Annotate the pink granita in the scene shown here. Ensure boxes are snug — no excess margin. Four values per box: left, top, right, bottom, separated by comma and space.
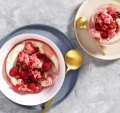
89, 4, 120, 45
31, 70, 42, 79
29, 53, 42, 69
18, 51, 30, 65
24, 42, 35, 54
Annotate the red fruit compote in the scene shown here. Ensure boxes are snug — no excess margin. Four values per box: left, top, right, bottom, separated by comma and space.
4, 39, 60, 94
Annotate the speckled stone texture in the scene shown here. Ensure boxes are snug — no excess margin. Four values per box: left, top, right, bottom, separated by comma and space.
0, 0, 120, 113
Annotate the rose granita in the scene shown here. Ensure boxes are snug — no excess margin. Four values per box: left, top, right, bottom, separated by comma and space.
89, 4, 120, 45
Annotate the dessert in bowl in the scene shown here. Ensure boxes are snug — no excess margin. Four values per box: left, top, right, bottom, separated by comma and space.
89, 4, 120, 46
5, 40, 59, 93
0, 34, 65, 105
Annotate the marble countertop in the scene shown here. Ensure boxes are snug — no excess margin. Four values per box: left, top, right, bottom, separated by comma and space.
0, 0, 120, 113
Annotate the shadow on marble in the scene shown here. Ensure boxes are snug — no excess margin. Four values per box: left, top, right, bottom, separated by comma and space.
91, 58, 119, 67
66, 2, 83, 49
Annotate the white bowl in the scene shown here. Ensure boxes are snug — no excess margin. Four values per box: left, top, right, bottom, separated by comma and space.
0, 33, 65, 106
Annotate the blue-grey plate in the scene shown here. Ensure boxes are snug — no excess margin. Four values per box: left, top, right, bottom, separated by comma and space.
0, 24, 79, 111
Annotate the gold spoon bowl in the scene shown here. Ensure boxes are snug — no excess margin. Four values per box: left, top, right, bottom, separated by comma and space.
76, 17, 88, 29
65, 49, 83, 72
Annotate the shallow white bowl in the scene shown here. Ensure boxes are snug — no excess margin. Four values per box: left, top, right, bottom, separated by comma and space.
0, 33, 65, 106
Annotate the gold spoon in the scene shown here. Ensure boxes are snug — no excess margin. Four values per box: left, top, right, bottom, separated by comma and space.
76, 17, 88, 29
76, 17, 105, 55
41, 49, 83, 113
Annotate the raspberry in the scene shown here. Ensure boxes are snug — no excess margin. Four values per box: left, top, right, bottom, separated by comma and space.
9, 67, 18, 77
29, 83, 42, 92
42, 62, 51, 72
101, 31, 108, 39
28, 83, 36, 91
21, 71, 29, 81
36, 52, 41, 58
95, 23, 102, 31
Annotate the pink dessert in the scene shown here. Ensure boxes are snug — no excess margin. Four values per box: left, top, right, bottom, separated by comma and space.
89, 4, 120, 45
4, 40, 59, 94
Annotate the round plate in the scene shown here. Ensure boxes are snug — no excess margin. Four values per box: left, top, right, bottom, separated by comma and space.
0, 24, 79, 111
74, 0, 120, 60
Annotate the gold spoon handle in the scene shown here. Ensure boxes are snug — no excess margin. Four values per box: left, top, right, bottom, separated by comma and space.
41, 69, 70, 113
41, 98, 53, 113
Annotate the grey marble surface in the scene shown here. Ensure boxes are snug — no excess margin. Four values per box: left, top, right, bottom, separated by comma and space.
0, 0, 120, 113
